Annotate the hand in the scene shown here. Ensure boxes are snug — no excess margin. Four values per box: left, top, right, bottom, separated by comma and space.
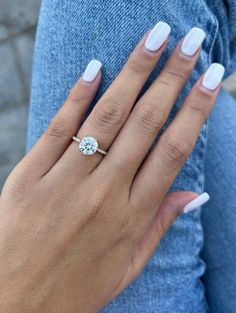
0, 23, 223, 313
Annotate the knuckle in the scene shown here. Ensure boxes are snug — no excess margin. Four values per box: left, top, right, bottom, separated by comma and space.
134, 101, 164, 136
160, 136, 190, 169
158, 67, 187, 89
81, 194, 106, 227
67, 81, 89, 104
4, 175, 29, 204
93, 98, 124, 130
126, 58, 148, 76
115, 212, 136, 242
157, 77, 172, 88
155, 218, 168, 239
67, 92, 88, 105
45, 115, 73, 139
165, 68, 186, 85
188, 96, 210, 116
3, 163, 38, 205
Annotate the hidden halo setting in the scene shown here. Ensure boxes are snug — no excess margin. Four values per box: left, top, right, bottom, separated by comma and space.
72, 136, 107, 156
79, 136, 98, 155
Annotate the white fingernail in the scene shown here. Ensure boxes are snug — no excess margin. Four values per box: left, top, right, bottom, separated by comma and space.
82, 59, 102, 82
181, 27, 206, 56
202, 63, 225, 90
145, 21, 171, 52
183, 192, 210, 214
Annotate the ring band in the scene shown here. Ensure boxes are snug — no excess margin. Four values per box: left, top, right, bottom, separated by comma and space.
72, 136, 107, 156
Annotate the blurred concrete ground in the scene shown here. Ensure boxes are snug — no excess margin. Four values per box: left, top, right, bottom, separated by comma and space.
0, 0, 235, 189
0, 0, 41, 188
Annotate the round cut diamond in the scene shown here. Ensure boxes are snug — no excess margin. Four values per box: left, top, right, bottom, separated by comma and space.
79, 136, 98, 155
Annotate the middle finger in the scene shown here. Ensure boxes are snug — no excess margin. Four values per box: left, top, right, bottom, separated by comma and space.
100, 27, 206, 181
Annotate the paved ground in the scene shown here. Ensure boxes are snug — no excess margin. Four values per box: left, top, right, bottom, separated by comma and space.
0, 0, 235, 189
0, 0, 41, 188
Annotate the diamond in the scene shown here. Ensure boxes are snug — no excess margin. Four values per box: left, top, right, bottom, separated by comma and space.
79, 136, 98, 155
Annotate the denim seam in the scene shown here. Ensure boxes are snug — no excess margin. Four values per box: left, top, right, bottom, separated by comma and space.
200, 0, 220, 65
195, 1, 219, 192
199, 5, 219, 188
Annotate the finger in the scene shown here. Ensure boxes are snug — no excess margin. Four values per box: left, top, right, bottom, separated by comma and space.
131, 63, 225, 209
62, 22, 171, 174
20, 60, 102, 178
115, 191, 210, 292
101, 27, 206, 182
128, 192, 201, 280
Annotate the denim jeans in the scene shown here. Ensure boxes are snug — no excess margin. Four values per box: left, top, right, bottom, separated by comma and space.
201, 89, 236, 313
27, 0, 236, 312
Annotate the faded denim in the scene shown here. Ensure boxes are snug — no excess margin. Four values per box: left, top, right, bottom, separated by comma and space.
27, 1, 236, 312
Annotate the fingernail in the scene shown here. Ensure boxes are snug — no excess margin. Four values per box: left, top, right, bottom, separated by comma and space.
183, 192, 210, 214
181, 27, 206, 56
82, 59, 102, 82
202, 63, 225, 90
145, 21, 171, 52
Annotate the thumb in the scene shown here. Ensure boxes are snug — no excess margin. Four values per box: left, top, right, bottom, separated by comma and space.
128, 191, 209, 281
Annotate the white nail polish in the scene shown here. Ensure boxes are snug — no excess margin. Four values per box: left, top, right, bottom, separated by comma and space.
145, 22, 171, 52
183, 192, 210, 214
202, 63, 225, 90
82, 59, 102, 82
181, 27, 206, 56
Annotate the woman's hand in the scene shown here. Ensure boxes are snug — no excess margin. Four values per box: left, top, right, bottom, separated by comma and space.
0, 23, 224, 313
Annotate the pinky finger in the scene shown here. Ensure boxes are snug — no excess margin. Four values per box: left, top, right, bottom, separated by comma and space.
131, 192, 197, 270
114, 191, 209, 294
22, 59, 102, 178
125, 192, 208, 287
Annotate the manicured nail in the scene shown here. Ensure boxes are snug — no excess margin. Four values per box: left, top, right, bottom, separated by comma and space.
82, 59, 102, 82
145, 21, 171, 52
181, 27, 206, 56
183, 192, 210, 214
202, 63, 225, 90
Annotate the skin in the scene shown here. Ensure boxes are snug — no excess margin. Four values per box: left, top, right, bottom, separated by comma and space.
0, 31, 220, 313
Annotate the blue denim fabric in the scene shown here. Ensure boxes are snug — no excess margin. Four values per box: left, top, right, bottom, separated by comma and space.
26, 1, 236, 312
206, 0, 236, 75
201, 89, 236, 313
